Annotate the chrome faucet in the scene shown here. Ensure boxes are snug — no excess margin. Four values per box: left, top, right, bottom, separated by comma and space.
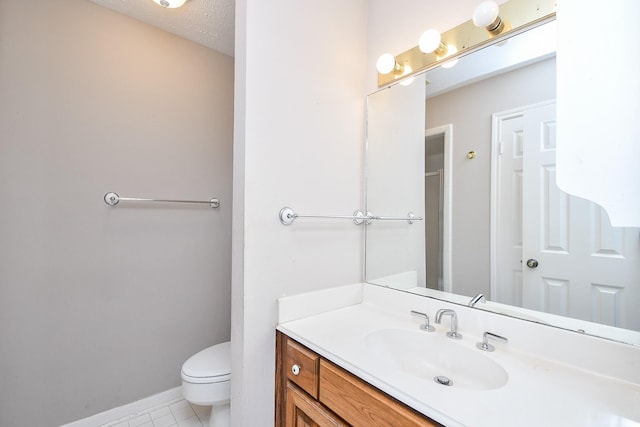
468, 293, 486, 307
435, 309, 462, 339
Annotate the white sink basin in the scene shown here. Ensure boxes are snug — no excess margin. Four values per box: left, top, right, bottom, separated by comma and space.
364, 329, 509, 390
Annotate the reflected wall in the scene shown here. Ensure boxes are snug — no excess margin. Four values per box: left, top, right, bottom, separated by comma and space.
426, 57, 556, 298
366, 75, 426, 288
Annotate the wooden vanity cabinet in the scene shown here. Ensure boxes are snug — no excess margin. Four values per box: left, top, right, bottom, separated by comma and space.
276, 331, 442, 427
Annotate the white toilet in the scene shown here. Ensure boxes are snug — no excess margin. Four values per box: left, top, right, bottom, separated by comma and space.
181, 341, 231, 427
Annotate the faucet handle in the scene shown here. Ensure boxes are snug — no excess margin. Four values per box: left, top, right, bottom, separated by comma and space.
410, 310, 435, 332
476, 331, 508, 352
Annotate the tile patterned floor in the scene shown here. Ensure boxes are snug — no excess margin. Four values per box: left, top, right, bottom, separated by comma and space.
100, 399, 210, 427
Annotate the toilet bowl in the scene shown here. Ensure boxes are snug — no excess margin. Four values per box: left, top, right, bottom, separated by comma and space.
181, 341, 231, 427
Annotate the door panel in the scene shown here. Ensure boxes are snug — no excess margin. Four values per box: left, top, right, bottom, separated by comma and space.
494, 114, 524, 306
541, 165, 569, 253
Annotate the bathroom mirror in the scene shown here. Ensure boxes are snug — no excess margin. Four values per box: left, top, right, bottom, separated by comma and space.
365, 19, 640, 346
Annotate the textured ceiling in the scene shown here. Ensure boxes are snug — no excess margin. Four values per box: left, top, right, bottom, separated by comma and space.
86, 0, 235, 57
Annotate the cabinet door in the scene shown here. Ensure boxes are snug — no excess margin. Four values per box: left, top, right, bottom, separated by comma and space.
286, 383, 347, 427
319, 360, 441, 427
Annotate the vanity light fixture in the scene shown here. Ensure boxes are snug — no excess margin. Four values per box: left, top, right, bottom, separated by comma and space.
152, 0, 188, 8
472, 1, 506, 35
418, 29, 448, 56
376, 0, 555, 87
376, 53, 405, 76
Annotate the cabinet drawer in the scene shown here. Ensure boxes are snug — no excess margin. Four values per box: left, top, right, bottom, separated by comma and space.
285, 337, 320, 399
319, 359, 441, 427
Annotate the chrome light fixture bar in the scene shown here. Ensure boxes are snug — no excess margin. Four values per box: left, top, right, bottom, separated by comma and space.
377, 0, 556, 88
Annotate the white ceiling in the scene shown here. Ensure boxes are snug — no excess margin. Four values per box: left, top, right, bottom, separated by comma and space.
86, 0, 235, 57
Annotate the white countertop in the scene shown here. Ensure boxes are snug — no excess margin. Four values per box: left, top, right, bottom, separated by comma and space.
277, 283, 640, 427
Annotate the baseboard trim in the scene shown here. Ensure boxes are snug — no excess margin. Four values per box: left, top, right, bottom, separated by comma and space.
60, 386, 183, 427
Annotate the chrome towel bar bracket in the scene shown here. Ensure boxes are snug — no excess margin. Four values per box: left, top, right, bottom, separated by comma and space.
104, 192, 220, 208
279, 207, 370, 225
279, 207, 422, 226
368, 212, 422, 224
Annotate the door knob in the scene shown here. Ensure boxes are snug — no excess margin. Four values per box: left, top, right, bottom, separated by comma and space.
526, 259, 539, 269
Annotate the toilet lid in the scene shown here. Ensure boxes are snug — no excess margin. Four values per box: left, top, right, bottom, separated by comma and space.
181, 341, 231, 384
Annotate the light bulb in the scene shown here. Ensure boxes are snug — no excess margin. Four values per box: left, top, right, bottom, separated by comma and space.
418, 29, 442, 54
400, 77, 416, 86
472, 1, 500, 27
152, 0, 188, 8
399, 66, 415, 86
376, 53, 397, 75
441, 45, 459, 69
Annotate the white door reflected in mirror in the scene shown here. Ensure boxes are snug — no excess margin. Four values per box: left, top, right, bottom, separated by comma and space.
492, 102, 640, 331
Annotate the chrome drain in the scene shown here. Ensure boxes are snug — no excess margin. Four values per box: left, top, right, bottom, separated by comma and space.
434, 375, 453, 386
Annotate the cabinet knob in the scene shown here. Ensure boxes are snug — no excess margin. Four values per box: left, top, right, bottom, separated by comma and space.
291, 364, 300, 376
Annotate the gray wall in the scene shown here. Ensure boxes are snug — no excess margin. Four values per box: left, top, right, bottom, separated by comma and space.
0, 1, 234, 426
426, 58, 556, 298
